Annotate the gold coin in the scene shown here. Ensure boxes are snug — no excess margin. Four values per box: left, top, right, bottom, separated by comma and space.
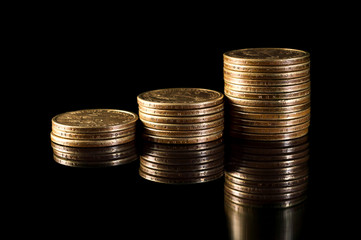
50, 132, 135, 147
52, 147, 137, 161
229, 115, 310, 127
140, 157, 223, 171
139, 164, 224, 178
140, 118, 224, 130
225, 94, 310, 106
229, 108, 310, 120
139, 169, 223, 184
229, 128, 309, 141
230, 121, 310, 134
224, 68, 309, 80
224, 81, 310, 93
142, 125, 224, 137
141, 152, 224, 165
229, 155, 309, 169
224, 74, 310, 86
52, 109, 138, 133
139, 111, 224, 124
53, 154, 138, 167
142, 138, 224, 151
138, 103, 224, 116
51, 141, 136, 154
51, 126, 136, 140
224, 88, 311, 100
228, 102, 310, 113
223, 48, 310, 66
225, 172, 308, 188
227, 163, 308, 176
142, 131, 223, 144
137, 88, 224, 109
223, 61, 310, 73
226, 168, 308, 182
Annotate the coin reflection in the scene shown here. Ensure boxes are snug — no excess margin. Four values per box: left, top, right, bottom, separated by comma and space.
139, 138, 224, 184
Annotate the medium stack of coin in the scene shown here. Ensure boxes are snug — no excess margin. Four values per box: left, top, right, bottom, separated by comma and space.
137, 88, 224, 144
50, 109, 138, 167
224, 135, 309, 208
139, 139, 224, 184
223, 48, 311, 141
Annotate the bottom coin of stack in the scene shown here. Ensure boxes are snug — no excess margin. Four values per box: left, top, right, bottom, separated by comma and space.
224, 135, 309, 208
50, 109, 138, 167
139, 139, 224, 184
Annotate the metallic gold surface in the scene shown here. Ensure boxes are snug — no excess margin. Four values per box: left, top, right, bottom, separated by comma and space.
229, 108, 310, 120
142, 144, 224, 158
52, 147, 137, 161
140, 118, 224, 131
226, 168, 308, 182
228, 102, 310, 113
224, 74, 310, 86
52, 109, 138, 133
225, 180, 308, 194
140, 157, 223, 171
139, 111, 224, 124
223, 48, 310, 66
142, 131, 223, 144
224, 88, 311, 100
138, 103, 224, 116
141, 152, 224, 165
224, 68, 309, 80
51, 141, 136, 154
229, 128, 308, 141
229, 115, 310, 127
223, 61, 310, 72
225, 94, 310, 107
142, 125, 224, 137
142, 138, 224, 151
51, 126, 136, 140
229, 121, 310, 134
224, 81, 310, 93
139, 164, 224, 178
137, 88, 224, 109
53, 154, 138, 168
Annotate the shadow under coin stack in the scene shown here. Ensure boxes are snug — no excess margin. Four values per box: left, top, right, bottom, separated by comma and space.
224, 136, 309, 208
137, 88, 225, 183
50, 109, 138, 167
139, 139, 224, 184
223, 48, 311, 141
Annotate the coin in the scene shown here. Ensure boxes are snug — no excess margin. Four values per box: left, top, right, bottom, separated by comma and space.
142, 144, 224, 158
223, 48, 310, 66
138, 103, 224, 116
139, 111, 224, 124
227, 163, 308, 176
229, 122, 310, 134
225, 94, 310, 107
224, 68, 310, 80
139, 169, 223, 184
142, 131, 223, 144
142, 125, 224, 137
223, 61, 310, 72
53, 154, 138, 168
229, 128, 308, 141
229, 108, 310, 120
51, 126, 136, 140
224, 74, 310, 86
140, 157, 224, 171
228, 102, 310, 113
141, 152, 224, 165
50, 132, 135, 147
140, 118, 224, 130
52, 147, 137, 161
142, 138, 224, 151
229, 114, 310, 127
51, 141, 136, 154
137, 88, 224, 109
226, 168, 308, 182
224, 81, 310, 93
139, 164, 224, 178
224, 88, 311, 100
52, 109, 138, 133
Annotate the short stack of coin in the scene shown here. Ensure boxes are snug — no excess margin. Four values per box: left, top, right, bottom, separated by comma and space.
50, 109, 138, 167
139, 139, 224, 184
137, 88, 224, 144
223, 48, 311, 141
224, 135, 309, 208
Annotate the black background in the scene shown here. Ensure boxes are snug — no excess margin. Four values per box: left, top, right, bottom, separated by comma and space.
14, 5, 357, 239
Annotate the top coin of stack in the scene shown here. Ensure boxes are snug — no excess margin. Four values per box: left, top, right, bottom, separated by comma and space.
50, 109, 138, 167
137, 88, 224, 144
223, 48, 311, 141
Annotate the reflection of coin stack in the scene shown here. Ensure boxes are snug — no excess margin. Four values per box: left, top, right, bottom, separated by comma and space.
50, 109, 138, 167
223, 48, 311, 141
137, 88, 224, 144
139, 139, 224, 184
224, 135, 309, 208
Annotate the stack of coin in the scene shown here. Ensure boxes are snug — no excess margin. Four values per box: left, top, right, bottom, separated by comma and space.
137, 88, 224, 144
139, 139, 224, 184
223, 48, 311, 141
50, 109, 138, 167
224, 135, 309, 208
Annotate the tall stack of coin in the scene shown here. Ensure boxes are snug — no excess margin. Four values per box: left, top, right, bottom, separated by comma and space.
223, 48, 311, 141
50, 109, 138, 167
137, 88, 224, 144
139, 139, 224, 184
224, 136, 309, 208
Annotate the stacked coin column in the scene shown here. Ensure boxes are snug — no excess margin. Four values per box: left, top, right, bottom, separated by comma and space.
137, 88, 225, 184
223, 48, 311, 141
50, 109, 138, 167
